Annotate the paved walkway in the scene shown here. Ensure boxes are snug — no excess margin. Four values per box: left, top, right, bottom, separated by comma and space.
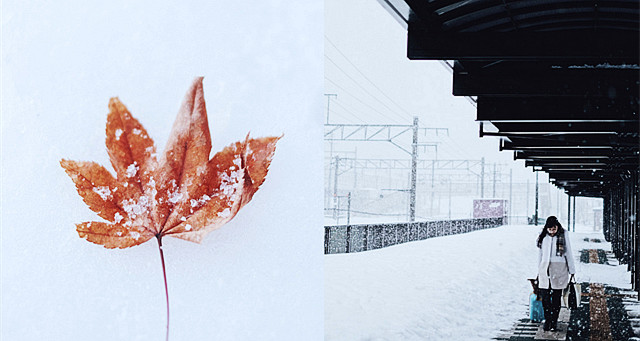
495, 242, 640, 341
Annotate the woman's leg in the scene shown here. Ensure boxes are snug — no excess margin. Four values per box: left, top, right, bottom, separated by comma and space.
539, 288, 553, 330
550, 289, 563, 329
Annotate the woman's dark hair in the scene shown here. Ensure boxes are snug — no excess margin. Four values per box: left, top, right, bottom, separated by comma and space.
536, 216, 565, 248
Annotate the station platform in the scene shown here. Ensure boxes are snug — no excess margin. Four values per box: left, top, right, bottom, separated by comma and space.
495, 242, 640, 341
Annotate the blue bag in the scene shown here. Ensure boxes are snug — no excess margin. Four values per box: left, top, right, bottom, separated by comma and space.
529, 293, 544, 322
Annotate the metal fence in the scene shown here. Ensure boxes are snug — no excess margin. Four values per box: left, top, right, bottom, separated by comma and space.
324, 217, 505, 254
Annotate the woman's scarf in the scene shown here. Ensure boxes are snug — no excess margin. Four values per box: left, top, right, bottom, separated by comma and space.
556, 230, 565, 256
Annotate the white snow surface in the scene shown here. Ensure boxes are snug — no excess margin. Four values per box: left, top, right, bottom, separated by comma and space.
1, 1, 323, 340
325, 224, 632, 340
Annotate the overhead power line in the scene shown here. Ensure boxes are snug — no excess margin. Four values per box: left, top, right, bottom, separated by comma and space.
325, 36, 416, 120
325, 56, 409, 123
325, 76, 402, 124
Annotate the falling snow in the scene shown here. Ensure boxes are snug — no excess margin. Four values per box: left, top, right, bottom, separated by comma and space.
326, 224, 633, 341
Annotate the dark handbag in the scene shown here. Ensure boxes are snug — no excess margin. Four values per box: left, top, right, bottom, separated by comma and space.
564, 275, 580, 309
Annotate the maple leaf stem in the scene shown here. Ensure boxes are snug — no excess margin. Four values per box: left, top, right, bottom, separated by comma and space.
156, 235, 170, 341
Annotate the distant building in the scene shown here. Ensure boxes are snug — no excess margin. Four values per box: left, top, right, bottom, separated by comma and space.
473, 199, 508, 222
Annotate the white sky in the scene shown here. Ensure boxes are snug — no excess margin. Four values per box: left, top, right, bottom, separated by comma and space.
323, 0, 605, 222
324, 0, 536, 178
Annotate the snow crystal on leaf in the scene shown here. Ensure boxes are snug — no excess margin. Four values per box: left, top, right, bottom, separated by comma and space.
115, 129, 123, 140
92, 186, 111, 200
217, 208, 231, 218
146, 178, 158, 198
185, 224, 192, 231
219, 170, 241, 196
114, 212, 124, 223
189, 194, 211, 208
145, 146, 157, 158
233, 156, 241, 167
129, 231, 140, 240
122, 196, 149, 218
168, 191, 183, 204
116, 231, 123, 236
166, 180, 183, 204
133, 128, 142, 135
126, 162, 138, 178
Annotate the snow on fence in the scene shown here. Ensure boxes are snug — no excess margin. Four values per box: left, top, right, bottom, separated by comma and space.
324, 217, 505, 254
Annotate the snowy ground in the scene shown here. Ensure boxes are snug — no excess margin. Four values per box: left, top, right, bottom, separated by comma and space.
2, 1, 323, 340
325, 223, 631, 341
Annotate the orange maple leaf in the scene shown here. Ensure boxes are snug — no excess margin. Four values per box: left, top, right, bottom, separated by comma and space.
60, 77, 280, 339
61, 77, 280, 247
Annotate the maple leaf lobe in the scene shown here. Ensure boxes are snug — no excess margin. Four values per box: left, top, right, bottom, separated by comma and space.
60, 159, 125, 223
76, 221, 153, 249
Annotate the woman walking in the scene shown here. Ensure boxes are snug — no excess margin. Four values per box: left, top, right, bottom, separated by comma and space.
537, 216, 575, 331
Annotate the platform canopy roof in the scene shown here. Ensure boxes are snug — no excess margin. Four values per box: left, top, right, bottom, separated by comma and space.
379, 0, 639, 197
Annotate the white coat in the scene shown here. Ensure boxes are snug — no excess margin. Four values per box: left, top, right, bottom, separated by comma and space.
538, 232, 576, 290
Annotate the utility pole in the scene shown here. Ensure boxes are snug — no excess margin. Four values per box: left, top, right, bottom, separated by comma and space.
324, 120, 447, 222
557, 189, 560, 221
526, 179, 530, 221
324, 94, 337, 124
346, 192, 351, 253
333, 155, 340, 221
430, 160, 436, 216
509, 168, 512, 225
492, 163, 497, 197
353, 147, 358, 188
347, 192, 351, 225
325, 94, 337, 209
568, 194, 571, 231
480, 157, 485, 198
573, 196, 576, 231
409, 117, 418, 222
448, 179, 452, 220
534, 171, 539, 226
